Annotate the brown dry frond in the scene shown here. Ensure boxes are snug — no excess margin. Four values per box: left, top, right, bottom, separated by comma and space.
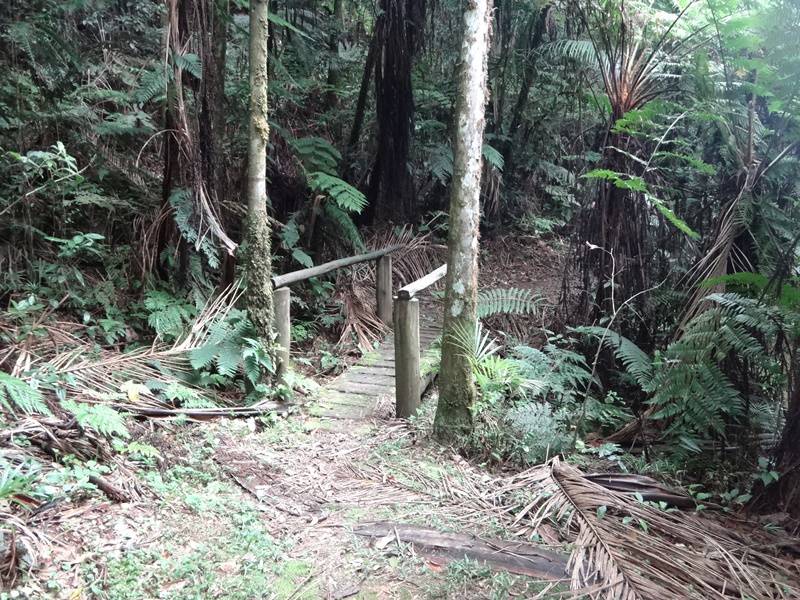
25, 285, 240, 414
514, 458, 798, 599
332, 226, 441, 351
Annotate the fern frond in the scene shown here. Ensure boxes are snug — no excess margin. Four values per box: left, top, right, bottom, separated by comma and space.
290, 136, 341, 174
62, 399, 129, 438
322, 203, 366, 251
0, 373, 50, 416
477, 288, 542, 319
482, 143, 504, 172
574, 326, 654, 388
134, 68, 171, 104
308, 172, 366, 213
171, 51, 202, 79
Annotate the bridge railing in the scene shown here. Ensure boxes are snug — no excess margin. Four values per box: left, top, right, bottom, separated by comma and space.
271, 245, 401, 380
394, 264, 447, 418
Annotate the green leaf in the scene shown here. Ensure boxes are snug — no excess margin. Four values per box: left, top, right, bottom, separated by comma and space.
291, 248, 314, 268
583, 169, 648, 192
0, 373, 50, 415
62, 399, 129, 439
482, 144, 504, 171
646, 195, 700, 240
308, 172, 367, 214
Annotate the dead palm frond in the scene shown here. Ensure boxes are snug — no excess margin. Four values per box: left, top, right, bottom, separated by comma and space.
515, 458, 799, 599
333, 226, 440, 351
30, 285, 240, 413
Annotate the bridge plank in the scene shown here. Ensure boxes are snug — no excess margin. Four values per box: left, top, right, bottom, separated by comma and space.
314, 319, 441, 421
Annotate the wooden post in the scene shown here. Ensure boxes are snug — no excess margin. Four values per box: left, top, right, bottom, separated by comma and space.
394, 296, 420, 418
376, 254, 392, 325
274, 287, 291, 381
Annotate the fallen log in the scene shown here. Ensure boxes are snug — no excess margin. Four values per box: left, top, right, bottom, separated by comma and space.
353, 521, 568, 580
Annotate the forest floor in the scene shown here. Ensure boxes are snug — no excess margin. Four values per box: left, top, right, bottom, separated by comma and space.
25, 405, 568, 600
15, 238, 573, 599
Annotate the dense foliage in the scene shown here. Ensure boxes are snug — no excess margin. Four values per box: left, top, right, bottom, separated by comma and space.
2, 0, 800, 591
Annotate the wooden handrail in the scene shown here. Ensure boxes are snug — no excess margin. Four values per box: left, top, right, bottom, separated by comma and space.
272, 245, 402, 289
393, 262, 447, 417
397, 264, 447, 299
271, 245, 400, 381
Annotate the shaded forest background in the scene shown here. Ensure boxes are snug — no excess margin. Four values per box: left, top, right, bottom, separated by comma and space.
2, 1, 800, 590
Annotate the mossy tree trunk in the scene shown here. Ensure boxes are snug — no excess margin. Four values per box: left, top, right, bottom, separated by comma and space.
245, 0, 274, 359
434, 0, 493, 440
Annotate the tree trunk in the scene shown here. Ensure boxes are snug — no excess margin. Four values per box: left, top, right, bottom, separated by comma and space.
502, 4, 552, 175
343, 34, 376, 178
245, 0, 274, 355
434, 0, 493, 440
367, 0, 424, 223
326, 0, 344, 111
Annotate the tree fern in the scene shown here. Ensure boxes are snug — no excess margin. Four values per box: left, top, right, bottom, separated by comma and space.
290, 136, 341, 174
308, 172, 366, 213
322, 203, 365, 251
477, 288, 542, 319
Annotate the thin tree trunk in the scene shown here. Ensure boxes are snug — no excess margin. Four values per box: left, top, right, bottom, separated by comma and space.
501, 4, 552, 174
245, 0, 274, 355
434, 0, 493, 439
326, 0, 344, 111
343, 34, 376, 176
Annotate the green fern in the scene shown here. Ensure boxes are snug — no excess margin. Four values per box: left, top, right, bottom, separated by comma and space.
62, 399, 129, 439
134, 67, 171, 104
188, 309, 264, 383
322, 203, 366, 251
169, 188, 220, 268
428, 143, 454, 185
477, 288, 542, 319
171, 51, 202, 79
482, 143, 504, 172
290, 137, 341, 174
577, 293, 787, 451
308, 172, 366, 213
163, 382, 216, 409
144, 289, 197, 341
0, 372, 50, 415
572, 326, 654, 387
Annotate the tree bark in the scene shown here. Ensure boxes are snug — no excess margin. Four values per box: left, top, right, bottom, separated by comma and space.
367, 0, 424, 223
343, 34, 376, 178
434, 0, 493, 439
245, 0, 275, 356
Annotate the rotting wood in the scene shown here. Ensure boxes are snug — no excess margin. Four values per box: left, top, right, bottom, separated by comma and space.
354, 521, 568, 579
272, 245, 402, 289
397, 264, 447, 299
115, 401, 286, 419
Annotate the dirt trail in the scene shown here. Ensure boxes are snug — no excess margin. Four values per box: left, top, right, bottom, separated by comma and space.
27, 406, 564, 599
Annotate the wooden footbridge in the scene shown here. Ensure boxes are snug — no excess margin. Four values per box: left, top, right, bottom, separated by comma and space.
271, 247, 447, 420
